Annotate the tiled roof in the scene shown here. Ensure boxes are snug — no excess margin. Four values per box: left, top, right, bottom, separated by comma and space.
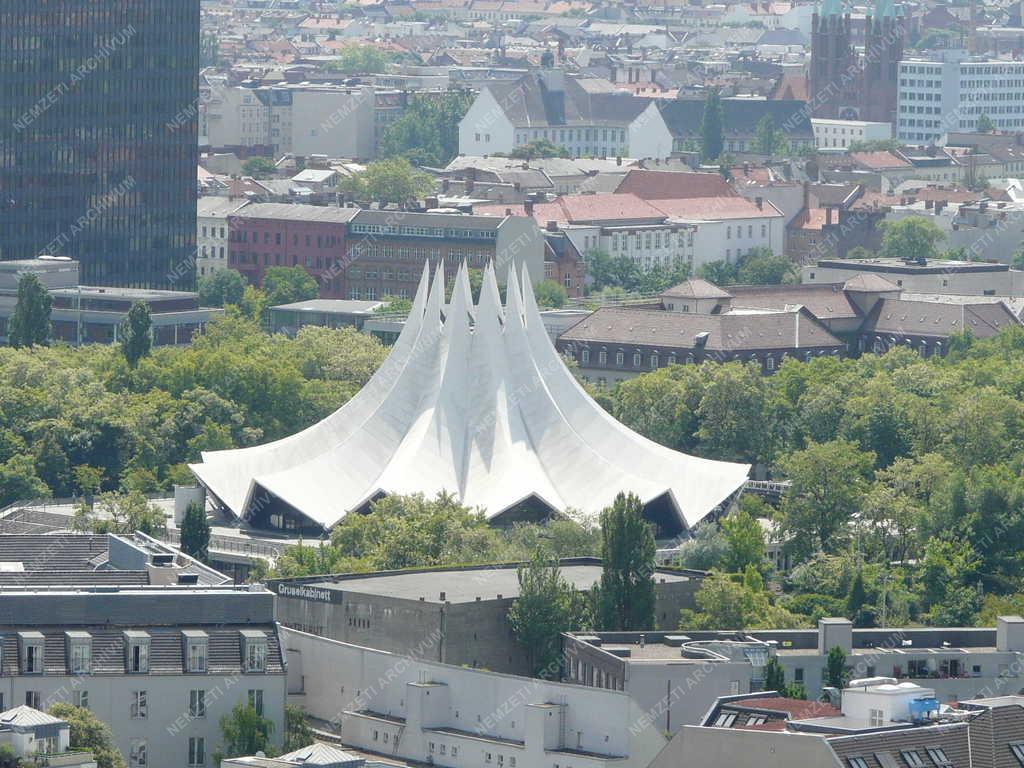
232, 203, 359, 224
483, 74, 654, 128
842, 274, 899, 292
532, 193, 666, 224
661, 278, 732, 300
827, 722, 971, 768
650, 196, 783, 220
0, 535, 109, 570
862, 298, 1022, 339
729, 283, 863, 321
559, 307, 844, 351
0, 706, 65, 728
659, 97, 812, 137
614, 170, 737, 200
850, 151, 911, 170
0, 625, 284, 676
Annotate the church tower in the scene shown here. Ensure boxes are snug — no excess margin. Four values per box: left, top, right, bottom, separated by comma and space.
861, 0, 904, 124
809, 0, 860, 119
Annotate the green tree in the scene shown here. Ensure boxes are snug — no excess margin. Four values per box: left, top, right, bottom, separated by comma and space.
534, 279, 568, 308
846, 568, 869, 624
379, 91, 474, 167
697, 362, 773, 463
262, 266, 319, 307
736, 249, 795, 285
120, 300, 152, 367
679, 570, 807, 629
198, 269, 247, 307
0, 454, 50, 507
283, 705, 313, 752
721, 508, 765, 573
49, 703, 126, 768
976, 114, 995, 132
72, 464, 105, 500
242, 157, 277, 178
778, 440, 875, 562
216, 704, 276, 761
508, 552, 591, 677
508, 139, 569, 159
701, 88, 725, 162
825, 645, 848, 689
878, 218, 945, 262
764, 656, 786, 691
8, 272, 52, 348
697, 259, 738, 286
755, 115, 787, 157
593, 492, 656, 630
324, 43, 393, 74
180, 500, 211, 562
86, 491, 166, 537
340, 157, 434, 207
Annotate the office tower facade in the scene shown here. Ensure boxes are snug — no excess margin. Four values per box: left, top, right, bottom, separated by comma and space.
0, 1, 199, 289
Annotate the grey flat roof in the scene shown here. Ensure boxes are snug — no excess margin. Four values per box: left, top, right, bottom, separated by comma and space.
299, 563, 695, 604
271, 299, 385, 314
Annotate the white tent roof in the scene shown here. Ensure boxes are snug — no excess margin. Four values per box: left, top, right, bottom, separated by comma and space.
190, 261, 750, 531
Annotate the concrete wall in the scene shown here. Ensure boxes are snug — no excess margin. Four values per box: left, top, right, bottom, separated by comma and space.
281, 627, 667, 768
291, 89, 376, 161
648, 724, 837, 768
459, 89, 516, 156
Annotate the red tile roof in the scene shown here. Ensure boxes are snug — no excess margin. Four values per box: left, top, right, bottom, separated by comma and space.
850, 150, 911, 170
615, 169, 737, 200
533, 193, 666, 224
727, 697, 840, 723
650, 196, 782, 220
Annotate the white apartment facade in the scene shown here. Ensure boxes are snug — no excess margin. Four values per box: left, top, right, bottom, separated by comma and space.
897, 58, 1024, 143
0, 589, 287, 768
281, 627, 667, 768
812, 118, 892, 149
197, 198, 248, 277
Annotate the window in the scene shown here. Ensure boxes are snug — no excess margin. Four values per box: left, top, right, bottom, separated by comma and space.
127, 636, 149, 673
70, 639, 91, 674
246, 639, 267, 673
248, 689, 264, 716
186, 634, 208, 673
632, 352, 642, 367
794, 668, 804, 683
1010, 743, 1024, 766
747, 715, 767, 726
189, 690, 206, 718
714, 712, 737, 727
130, 740, 147, 768
25, 691, 41, 709
75, 690, 89, 709
927, 748, 951, 766
902, 751, 927, 768
598, 349, 607, 365
848, 758, 869, 768
615, 351, 624, 366
21, 634, 43, 674
131, 691, 148, 719
188, 738, 205, 767
581, 349, 590, 364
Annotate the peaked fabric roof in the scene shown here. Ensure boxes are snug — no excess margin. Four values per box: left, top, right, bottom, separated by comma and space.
191, 262, 749, 531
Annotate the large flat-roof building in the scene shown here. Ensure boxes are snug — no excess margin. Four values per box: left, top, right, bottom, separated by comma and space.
0, 1, 200, 289
803, 258, 1024, 296
271, 559, 703, 676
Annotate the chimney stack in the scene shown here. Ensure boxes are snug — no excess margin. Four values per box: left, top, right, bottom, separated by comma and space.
524, 199, 534, 216
546, 220, 558, 232
755, 196, 763, 210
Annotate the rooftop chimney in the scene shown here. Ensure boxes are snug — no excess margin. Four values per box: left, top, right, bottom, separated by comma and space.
546, 220, 558, 232
524, 200, 534, 216
755, 196, 763, 210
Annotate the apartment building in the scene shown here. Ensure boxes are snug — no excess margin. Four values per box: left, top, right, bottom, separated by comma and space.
650, 679, 1024, 768
802, 258, 1024, 296
812, 119, 893, 149
897, 58, 1024, 143
280, 626, 667, 768
566, 617, 1024, 724
197, 198, 249, 277
0, 534, 286, 768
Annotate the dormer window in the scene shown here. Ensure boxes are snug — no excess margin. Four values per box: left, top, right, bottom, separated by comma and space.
19, 631, 44, 674
125, 631, 150, 674
183, 631, 208, 674
67, 631, 92, 674
241, 631, 267, 673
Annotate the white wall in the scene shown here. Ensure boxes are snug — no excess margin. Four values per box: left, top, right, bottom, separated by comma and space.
459, 89, 517, 156
291, 88, 376, 161
281, 627, 666, 768
628, 103, 675, 160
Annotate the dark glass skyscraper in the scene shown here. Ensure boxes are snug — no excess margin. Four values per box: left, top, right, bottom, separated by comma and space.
0, 1, 199, 289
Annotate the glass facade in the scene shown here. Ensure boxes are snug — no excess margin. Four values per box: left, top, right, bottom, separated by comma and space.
0, 1, 199, 289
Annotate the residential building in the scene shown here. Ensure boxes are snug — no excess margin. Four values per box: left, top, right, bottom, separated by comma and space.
0, 258, 223, 347
570, 615, 1024, 747
649, 677, 1024, 768
0, 1, 200, 289
898, 58, 1024, 143
281, 626, 668, 768
0, 534, 286, 768
197, 198, 248, 278
271, 559, 703, 676
201, 84, 378, 161
223, 743, 383, 768
558, 306, 845, 383
659, 98, 814, 155
458, 69, 674, 159
812, 119, 893, 149
0, 706, 97, 768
